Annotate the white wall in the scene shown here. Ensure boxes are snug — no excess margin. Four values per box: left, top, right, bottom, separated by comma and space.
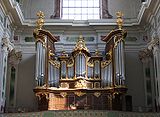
125, 51, 146, 111
108, 0, 141, 18
16, 53, 37, 111
22, 0, 54, 19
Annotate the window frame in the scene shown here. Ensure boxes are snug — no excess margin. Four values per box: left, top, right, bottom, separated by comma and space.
61, 0, 101, 20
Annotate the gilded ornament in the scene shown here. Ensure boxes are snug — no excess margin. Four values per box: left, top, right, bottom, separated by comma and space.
75, 79, 87, 89
95, 49, 100, 56
74, 91, 86, 97
67, 57, 74, 67
60, 82, 69, 88
60, 92, 67, 97
73, 35, 89, 52
49, 60, 60, 68
94, 92, 101, 97
87, 59, 94, 67
116, 11, 123, 30
36, 11, 45, 30
49, 49, 55, 59
101, 60, 111, 68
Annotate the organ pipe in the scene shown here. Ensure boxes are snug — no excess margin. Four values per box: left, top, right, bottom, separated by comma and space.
36, 41, 45, 86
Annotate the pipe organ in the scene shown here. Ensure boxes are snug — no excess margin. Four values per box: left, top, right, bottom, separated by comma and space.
33, 11, 127, 111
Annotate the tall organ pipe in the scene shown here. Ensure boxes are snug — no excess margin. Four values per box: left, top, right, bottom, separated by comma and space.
36, 41, 45, 86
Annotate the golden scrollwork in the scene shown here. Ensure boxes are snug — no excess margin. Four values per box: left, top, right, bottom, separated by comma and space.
49, 60, 60, 68
60, 92, 67, 97
87, 58, 94, 67
67, 57, 74, 67
74, 91, 86, 97
101, 59, 112, 68
101, 50, 112, 68
114, 35, 125, 49
116, 11, 124, 30
106, 49, 112, 59
94, 49, 101, 56
60, 82, 69, 88
75, 79, 87, 89
49, 49, 55, 59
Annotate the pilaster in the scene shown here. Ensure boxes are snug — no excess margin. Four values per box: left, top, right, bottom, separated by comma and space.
5, 49, 22, 112
148, 37, 160, 111
139, 48, 155, 111
0, 36, 14, 113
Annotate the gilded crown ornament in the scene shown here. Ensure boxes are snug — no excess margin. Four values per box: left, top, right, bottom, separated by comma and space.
116, 11, 124, 30
74, 35, 89, 52
36, 11, 45, 30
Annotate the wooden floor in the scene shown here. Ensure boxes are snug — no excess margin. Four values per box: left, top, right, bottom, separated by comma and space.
0, 110, 159, 117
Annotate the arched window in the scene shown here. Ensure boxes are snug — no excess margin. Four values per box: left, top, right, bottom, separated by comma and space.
62, 0, 100, 20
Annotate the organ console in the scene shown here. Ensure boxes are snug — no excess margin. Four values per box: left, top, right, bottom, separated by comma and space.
33, 11, 127, 111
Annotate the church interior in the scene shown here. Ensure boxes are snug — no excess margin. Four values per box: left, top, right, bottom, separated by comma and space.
0, 0, 160, 116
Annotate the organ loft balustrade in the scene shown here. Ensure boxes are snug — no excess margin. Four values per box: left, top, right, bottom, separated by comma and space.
33, 11, 127, 111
